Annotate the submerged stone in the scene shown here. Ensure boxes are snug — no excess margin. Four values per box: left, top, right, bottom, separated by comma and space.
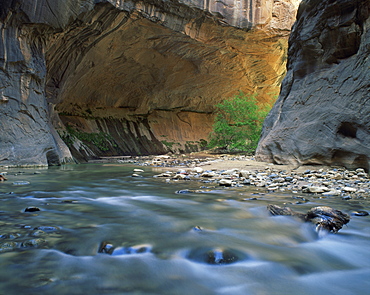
0, 241, 18, 253
24, 207, 41, 213
351, 210, 369, 216
20, 238, 47, 249
187, 247, 247, 265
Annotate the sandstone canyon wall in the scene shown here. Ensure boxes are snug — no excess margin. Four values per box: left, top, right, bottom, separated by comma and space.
0, 0, 299, 165
256, 0, 370, 171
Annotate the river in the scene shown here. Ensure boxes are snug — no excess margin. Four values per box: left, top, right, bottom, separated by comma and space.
0, 164, 369, 294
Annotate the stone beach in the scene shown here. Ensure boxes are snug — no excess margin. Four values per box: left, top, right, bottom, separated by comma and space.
124, 153, 370, 217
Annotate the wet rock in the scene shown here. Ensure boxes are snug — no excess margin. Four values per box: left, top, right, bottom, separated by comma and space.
35, 226, 60, 233
176, 189, 204, 194
98, 242, 152, 256
351, 210, 369, 216
98, 241, 115, 254
267, 204, 350, 233
30, 230, 47, 237
24, 207, 41, 213
187, 247, 246, 265
0, 241, 18, 253
267, 204, 306, 220
0, 175, 7, 181
0, 233, 22, 240
131, 173, 142, 177
112, 244, 152, 256
306, 206, 350, 233
20, 238, 47, 249
192, 225, 203, 232
322, 190, 341, 196
60, 200, 78, 204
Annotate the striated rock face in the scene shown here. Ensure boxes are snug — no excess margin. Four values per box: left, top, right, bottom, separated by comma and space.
0, 0, 299, 165
256, 0, 370, 171
177, 0, 300, 29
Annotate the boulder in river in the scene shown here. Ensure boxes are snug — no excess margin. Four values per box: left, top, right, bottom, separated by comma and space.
267, 204, 350, 233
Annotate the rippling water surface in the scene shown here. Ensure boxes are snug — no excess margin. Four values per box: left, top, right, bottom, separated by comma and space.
0, 164, 369, 295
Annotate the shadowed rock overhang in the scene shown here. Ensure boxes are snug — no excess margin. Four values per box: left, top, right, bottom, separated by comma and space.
0, 0, 299, 165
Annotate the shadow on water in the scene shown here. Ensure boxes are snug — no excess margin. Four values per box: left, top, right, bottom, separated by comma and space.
0, 164, 369, 294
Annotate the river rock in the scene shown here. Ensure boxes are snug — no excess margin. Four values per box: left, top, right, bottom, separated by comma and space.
24, 207, 41, 213
322, 190, 341, 196
201, 172, 217, 178
306, 206, 350, 233
112, 244, 152, 256
351, 210, 369, 216
192, 167, 204, 174
187, 247, 247, 265
267, 204, 350, 233
20, 238, 47, 249
219, 179, 234, 187
302, 186, 329, 194
341, 187, 357, 193
98, 241, 115, 255
0, 241, 18, 253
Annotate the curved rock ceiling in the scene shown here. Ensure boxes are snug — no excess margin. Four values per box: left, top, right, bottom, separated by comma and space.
0, 0, 299, 165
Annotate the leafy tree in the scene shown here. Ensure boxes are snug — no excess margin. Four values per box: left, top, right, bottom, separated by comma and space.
208, 92, 269, 153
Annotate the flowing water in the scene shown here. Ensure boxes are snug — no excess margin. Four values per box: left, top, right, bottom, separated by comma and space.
0, 164, 369, 295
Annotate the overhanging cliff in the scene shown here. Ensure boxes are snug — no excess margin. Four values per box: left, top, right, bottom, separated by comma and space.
0, 0, 299, 165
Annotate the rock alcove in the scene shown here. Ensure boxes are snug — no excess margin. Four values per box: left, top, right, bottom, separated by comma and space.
0, 0, 299, 165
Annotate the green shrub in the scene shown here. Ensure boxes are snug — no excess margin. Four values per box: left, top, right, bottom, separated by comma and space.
62, 124, 117, 151
208, 92, 269, 153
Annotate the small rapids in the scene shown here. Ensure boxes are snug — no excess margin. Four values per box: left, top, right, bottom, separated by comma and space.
0, 164, 369, 295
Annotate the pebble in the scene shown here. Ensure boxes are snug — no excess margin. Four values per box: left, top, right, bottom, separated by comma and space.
351, 210, 369, 216
219, 179, 233, 187
148, 159, 369, 201
302, 186, 329, 193
341, 187, 357, 193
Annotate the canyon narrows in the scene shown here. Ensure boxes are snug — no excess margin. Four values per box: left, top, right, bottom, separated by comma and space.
1, 0, 299, 165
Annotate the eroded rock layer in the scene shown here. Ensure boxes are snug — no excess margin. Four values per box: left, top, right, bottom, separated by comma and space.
0, 0, 298, 165
256, 0, 370, 171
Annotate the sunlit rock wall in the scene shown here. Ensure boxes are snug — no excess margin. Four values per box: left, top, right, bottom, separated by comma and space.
256, 0, 370, 170
0, 0, 299, 165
